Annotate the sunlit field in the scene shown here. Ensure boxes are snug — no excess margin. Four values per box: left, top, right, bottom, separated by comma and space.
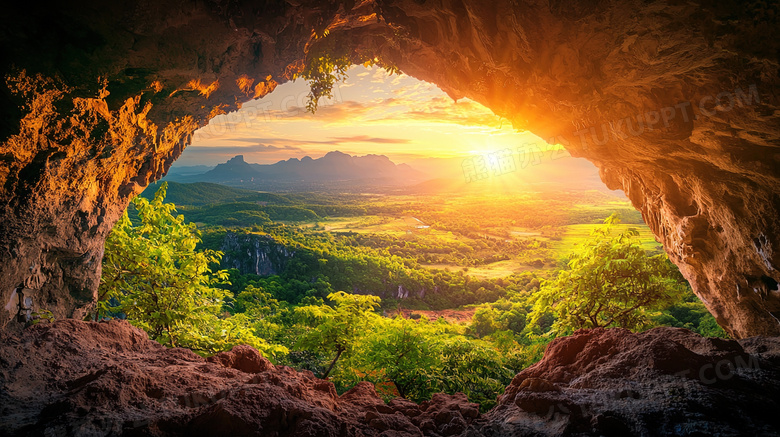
552, 223, 661, 255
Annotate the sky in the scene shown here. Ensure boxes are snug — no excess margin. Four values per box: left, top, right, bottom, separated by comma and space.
177, 65, 564, 168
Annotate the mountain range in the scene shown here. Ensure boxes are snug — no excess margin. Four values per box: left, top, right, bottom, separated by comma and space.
164, 151, 624, 196
166, 151, 423, 190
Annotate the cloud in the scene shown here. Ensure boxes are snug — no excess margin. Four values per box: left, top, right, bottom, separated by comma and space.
371, 68, 391, 81
398, 97, 504, 128
260, 100, 373, 124
330, 135, 411, 144
206, 134, 411, 149
228, 137, 337, 146
209, 89, 501, 132
391, 81, 438, 99
390, 74, 405, 86
183, 64, 517, 167
185, 143, 304, 155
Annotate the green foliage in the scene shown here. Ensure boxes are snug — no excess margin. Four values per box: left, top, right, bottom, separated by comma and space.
434, 337, 516, 411
470, 307, 504, 338
296, 291, 381, 378
652, 289, 729, 338
99, 183, 283, 358
301, 51, 351, 113
297, 34, 401, 113
179, 312, 288, 360
347, 315, 526, 411
529, 214, 684, 334
99, 183, 225, 346
182, 202, 273, 227
232, 284, 279, 316
696, 315, 729, 338
353, 316, 443, 400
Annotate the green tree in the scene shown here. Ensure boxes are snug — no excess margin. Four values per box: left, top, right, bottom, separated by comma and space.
469, 307, 504, 338
529, 214, 683, 334
296, 291, 380, 378
356, 316, 442, 400
652, 288, 729, 338
232, 284, 279, 316
179, 313, 288, 360
435, 337, 516, 411
350, 316, 521, 410
99, 183, 281, 357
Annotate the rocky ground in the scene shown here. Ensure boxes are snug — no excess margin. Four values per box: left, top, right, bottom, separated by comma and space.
1, 320, 779, 436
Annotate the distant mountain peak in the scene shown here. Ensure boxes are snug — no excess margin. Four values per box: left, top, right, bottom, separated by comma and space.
324, 150, 349, 158
170, 151, 424, 189
322, 151, 352, 162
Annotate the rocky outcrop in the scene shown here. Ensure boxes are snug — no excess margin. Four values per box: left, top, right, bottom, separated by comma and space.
0, 1, 778, 336
0, 319, 480, 436
1, 320, 779, 436
220, 232, 294, 276
488, 327, 780, 436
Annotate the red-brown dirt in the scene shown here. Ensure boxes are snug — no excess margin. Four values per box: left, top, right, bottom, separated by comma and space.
0, 320, 479, 436
1, 320, 779, 436
391, 309, 476, 324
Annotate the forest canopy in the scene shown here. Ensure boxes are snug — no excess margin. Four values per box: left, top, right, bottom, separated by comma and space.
99, 182, 726, 411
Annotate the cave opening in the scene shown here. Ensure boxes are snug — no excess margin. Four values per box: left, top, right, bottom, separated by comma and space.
101, 61, 726, 411
1, 1, 780, 434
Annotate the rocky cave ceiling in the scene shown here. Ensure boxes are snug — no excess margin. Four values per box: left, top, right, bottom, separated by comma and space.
0, 0, 778, 338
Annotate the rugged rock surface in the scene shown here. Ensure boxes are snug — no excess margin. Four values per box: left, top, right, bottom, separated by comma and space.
220, 232, 294, 277
1, 320, 779, 436
0, 320, 480, 436
485, 327, 780, 436
0, 0, 325, 329
0, 1, 778, 336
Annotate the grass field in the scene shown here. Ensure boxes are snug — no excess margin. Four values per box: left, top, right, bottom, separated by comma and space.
417, 261, 537, 280
415, 223, 662, 279
551, 224, 661, 256
313, 216, 423, 237
282, 192, 662, 281
389, 308, 477, 324
299, 216, 663, 281
419, 258, 542, 280
459, 260, 539, 279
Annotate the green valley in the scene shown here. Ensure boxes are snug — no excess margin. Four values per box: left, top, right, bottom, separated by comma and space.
97, 181, 728, 411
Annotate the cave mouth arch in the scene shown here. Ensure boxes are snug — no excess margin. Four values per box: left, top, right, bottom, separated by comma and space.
0, 0, 778, 339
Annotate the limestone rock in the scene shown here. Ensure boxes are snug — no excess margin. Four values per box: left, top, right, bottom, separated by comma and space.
0, 1, 778, 337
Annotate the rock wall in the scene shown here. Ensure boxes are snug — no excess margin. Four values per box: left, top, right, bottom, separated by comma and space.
0, 0, 778, 336
220, 232, 294, 276
1, 320, 778, 435
0, 0, 332, 328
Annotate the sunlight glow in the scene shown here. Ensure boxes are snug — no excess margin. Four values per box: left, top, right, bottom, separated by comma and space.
182, 66, 550, 168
